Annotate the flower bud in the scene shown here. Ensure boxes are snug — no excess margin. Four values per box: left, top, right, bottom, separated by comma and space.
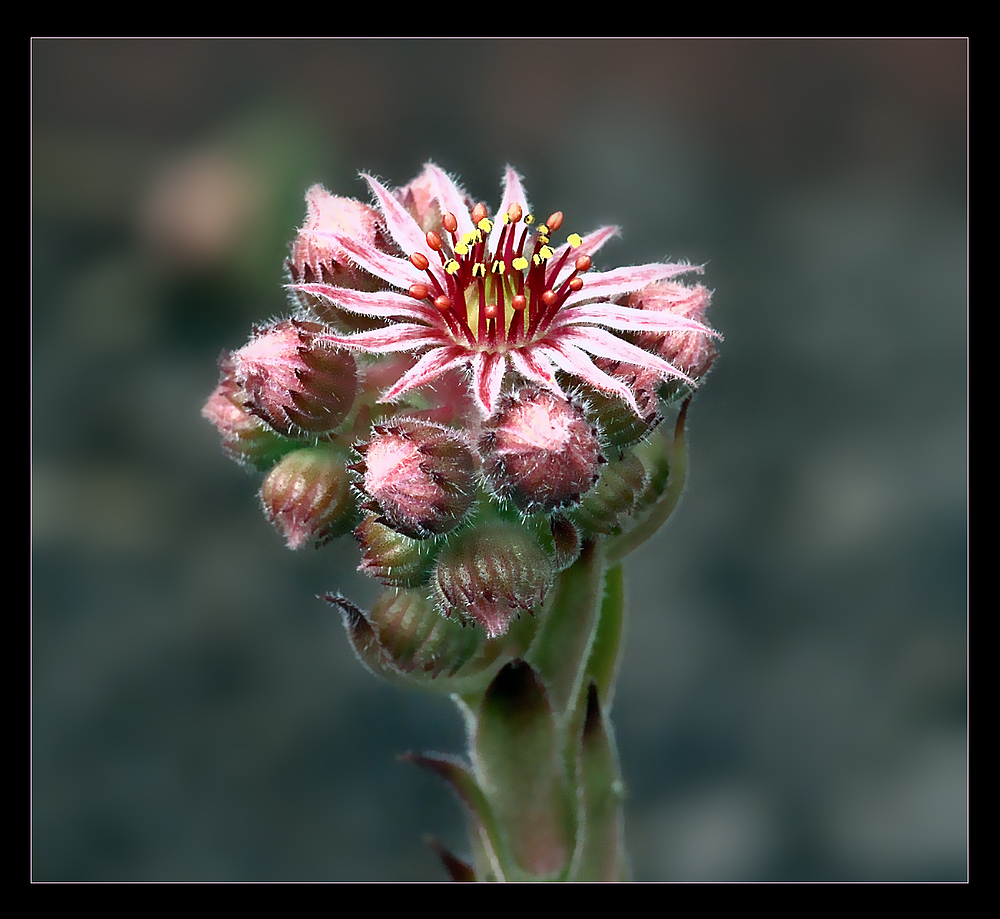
357, 418, 476, 539
577, 371, 661, 450
479, 388, 603, 515
260, 445, 357, 549
287, 184, 385, 290
233, 318, 358, 437
570, 452, 647, 536
355, 516, 436, 587
432, 522, 554, 638
202, 352, 296, 470
627, 282, 717, 401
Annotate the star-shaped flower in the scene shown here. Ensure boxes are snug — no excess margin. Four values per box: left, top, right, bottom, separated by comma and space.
289, 164, 718, 417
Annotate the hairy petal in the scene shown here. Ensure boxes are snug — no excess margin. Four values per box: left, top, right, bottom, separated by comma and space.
549, 226, 620, 284
488, 166, 529, 253
537, 342, 641, 415
563, 263, 705, 305
381, 346, 472, 403
558, 326, 695, 384
554, 302, 719, 337
321, 323, 444, 353
363, 173, 440, 266
509, 348, 566, 400
472, 350, 507, 416
424, 162, 475, 237
289, 284, 443, 326
324, 229, 440, 291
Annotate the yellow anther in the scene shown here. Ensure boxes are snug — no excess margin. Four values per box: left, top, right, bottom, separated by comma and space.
567, 233, 583, 248
445, 259, 460, 274
512, 256, 528, 272
537, 224, 549, 236
461, 232, 476, 247
472, 263, 486, 277
539, 245, 554, 260
478, 218, 493, 232
502, 212, 512, 225
532, 254, 542, 266
524, 214, 535, 225
537, 234, 550, 245
492, 260, 506, 274
454, 243, 469, 256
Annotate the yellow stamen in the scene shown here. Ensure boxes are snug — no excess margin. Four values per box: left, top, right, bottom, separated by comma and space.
478, 218, 493, 232
445, 259, 460, 274
512, 256, 529, 272
568, 233, 583, 248
472, 263, 486, 277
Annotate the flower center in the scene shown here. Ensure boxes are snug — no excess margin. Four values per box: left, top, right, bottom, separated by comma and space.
407, 203, 592, 353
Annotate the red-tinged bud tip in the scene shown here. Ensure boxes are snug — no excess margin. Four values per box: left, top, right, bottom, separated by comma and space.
409, 283, 430, 300
432, 523, 554, 638
426, 230, 443, 251
410, 252, 430, 271
471, 202, 489, 225
546, 211, 564, 232
434, 295, 452, 312
575, 254, 592, 272
359, 418, 476, 539
260, 445, 357, 549
512, 294, 527, 311
442, 212, 458, 233
233, 320, 357, 437
480, 388, 603, 514
541, 290, 558, 308
568, 277, 584, 292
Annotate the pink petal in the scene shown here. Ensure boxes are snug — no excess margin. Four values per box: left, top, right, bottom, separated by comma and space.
472, 350, 507, 416
289, 284, 444, 325
508, 348, 566, 400
363, 173, 441, 267
380, 346, 471, 403
321, 323, 445, 353
423, 162, 475, 237
488, 165, 529, 253
553, 302, 719, 337
537, 342, 641, 415
323, 230, 429, 290
548, 226, 620, 284
557, 326, 695, 385
563, 263, 704, 304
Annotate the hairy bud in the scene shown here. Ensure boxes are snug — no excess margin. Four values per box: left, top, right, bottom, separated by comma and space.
260, 445, 357, 549
432, 522, 554, 638
233, 318, 358, 437
357, 419, 476, 539
480, 388, 603, 514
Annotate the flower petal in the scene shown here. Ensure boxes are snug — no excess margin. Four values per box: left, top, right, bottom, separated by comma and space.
553, 302, 719, 337
472, 350, 507, 416
557, 326, 694, 385
321, 230, 429, 290
289, 284, 445, 326
548, 226, 620, 284
563, 263, 705, 305
536, 342, 641, 415
363, 173, 441, 268
423, 162, 475, 237
509, 348, 566, 401
322, 323, 445, 353
488, 166, 529, 253
381, 346, 471, 403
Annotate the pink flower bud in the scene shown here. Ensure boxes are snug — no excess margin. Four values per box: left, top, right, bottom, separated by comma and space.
202, 353, 295, 470
628, 282, 718, 387
357, 418, 476, 539
260, 445, 357, 549
479, 388, 603, 515
288, 184, 386, 288
233, 319, 358, 437
432, 522, 553, 638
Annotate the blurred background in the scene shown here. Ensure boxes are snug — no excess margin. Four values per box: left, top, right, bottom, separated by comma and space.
32, 39, 967, 881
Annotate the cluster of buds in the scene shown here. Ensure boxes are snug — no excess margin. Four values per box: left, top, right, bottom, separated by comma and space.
204, 164, 718, 686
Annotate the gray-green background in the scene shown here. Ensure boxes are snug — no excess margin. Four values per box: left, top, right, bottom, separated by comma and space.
33, 39, 966, 881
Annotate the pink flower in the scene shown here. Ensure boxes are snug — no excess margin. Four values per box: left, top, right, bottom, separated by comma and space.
289, 164, 718, 418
